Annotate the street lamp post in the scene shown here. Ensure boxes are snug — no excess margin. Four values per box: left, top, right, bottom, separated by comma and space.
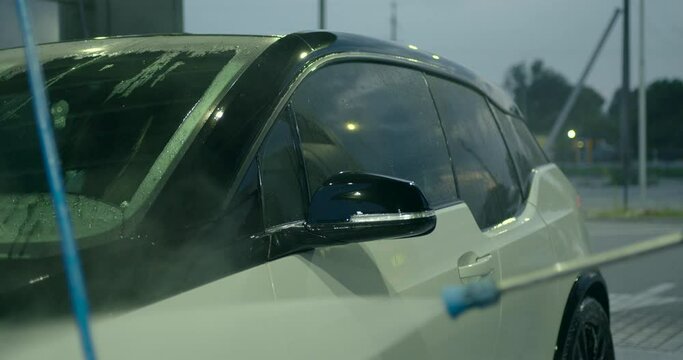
638, 0, 647, 207
390, 1, 397, 41
319, 0, 326, 29
620, 0, 631, 210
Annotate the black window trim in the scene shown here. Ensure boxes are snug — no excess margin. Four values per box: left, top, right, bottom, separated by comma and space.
288, 104, 313, 204
485, 97, 528, 200
424, 74, 529, 230
221, 52, 519, 229
423, 72, 462, 201
487, 101, 551, 201
256, 105, 309, 229
288, 60, 462, 211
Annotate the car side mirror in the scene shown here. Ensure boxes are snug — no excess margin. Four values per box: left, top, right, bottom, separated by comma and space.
305, 172, 436, 243
267, 172, 436, 259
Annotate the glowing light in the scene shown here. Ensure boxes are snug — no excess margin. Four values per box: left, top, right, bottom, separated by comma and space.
491, 217, 516, 230
577, 140, 585, 149
213, 108, 225, 121
299, 52, 309, 59
501, 217, 516, 226
29, 274, 50, 284
352, 191, 362, 197
432, 54, 440, 60
345, 122, 358, 131
391, 253, 406, 267
93, 36, 108, 40
408, 44, 419, 50
82, 47, 104, 53
567, 129, 577, 139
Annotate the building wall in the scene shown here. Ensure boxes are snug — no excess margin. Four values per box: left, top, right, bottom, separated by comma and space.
0, 0, 60, 49
0, 0, 183, 49
59, 0, 183, 40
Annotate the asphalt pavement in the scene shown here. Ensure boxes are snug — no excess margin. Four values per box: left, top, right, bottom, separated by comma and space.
586, 219, 683, 360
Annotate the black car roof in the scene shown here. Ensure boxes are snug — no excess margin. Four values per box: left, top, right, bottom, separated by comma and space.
288, 31, 522, 117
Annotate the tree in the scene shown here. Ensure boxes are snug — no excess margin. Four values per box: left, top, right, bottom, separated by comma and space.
503, 60, 610, 140
607, 79, 683, 160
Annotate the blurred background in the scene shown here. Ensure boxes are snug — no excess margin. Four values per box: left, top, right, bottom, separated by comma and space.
2, 1, 682, 358
2, 0, 681, 216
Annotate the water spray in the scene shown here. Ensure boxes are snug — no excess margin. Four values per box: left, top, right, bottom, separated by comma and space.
443, 230, 683, 319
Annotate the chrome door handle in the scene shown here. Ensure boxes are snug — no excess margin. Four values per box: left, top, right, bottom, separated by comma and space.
458, 254, 493, 278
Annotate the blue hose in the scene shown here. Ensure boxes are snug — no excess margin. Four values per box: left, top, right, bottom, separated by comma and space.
14, 1, 96, 359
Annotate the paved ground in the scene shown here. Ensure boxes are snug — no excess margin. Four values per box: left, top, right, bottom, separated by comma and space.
586, 219, 683, 360
571, 177, 683, 211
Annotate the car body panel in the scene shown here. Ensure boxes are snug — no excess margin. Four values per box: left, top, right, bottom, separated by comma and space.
0, 32, 600, 360
267, 204, 502, 359
493, 182, 563, 359
529, 164, 591, 313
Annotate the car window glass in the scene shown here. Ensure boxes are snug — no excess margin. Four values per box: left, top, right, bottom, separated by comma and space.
0, 51, 235, 206
427, 75, 522, 229
259, 110, 306, 228
225, 159, 264, 238
291, 62, 456, 208
492, 106, 549, 195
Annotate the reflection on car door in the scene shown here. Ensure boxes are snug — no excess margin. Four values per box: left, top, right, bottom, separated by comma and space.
262, 62, 502, 359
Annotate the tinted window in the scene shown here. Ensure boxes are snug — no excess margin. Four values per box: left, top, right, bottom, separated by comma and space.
492, 106, 548, 195
259, 110, 306, 227
292, 63, 456, 208
208, 159, 264, 242
0, 51, 235, 205
428, 76, 522, 228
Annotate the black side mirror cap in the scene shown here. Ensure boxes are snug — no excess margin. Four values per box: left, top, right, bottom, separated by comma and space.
267, 172, 436, 258
307, 172, 432, 224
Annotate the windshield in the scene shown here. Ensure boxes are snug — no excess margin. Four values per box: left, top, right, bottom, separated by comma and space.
0, 49, 234, 206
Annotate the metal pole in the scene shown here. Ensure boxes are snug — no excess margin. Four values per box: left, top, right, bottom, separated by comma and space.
499, 231, 683, 293
544, 9, 622, 155
444, 230, 683, 319
390, 1, 397, 41
638, 0, 647, 207
319, 0, 326, 29
621, 0, 631, 210
14, 0, 96, 359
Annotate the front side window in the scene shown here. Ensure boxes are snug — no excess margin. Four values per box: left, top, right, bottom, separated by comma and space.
258, 110, 307, 228
427, 76, 522, 229
291, 62, 457, 208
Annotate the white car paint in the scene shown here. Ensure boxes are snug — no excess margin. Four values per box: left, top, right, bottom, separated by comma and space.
2, 163, 589, 359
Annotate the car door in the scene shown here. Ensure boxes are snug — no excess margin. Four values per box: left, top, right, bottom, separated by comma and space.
489, 106, 571, 359
427, 75, 563, 360
259, 62, 502, 359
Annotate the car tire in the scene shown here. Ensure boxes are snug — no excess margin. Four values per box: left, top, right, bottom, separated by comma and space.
558, 297, 615, 360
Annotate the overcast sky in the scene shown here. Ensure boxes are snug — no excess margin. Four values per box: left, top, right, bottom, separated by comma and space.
185, 0, 683, 102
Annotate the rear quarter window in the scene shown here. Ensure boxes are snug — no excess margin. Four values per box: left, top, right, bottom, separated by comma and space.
427, 75, 523, 229
491, 106, 549, 196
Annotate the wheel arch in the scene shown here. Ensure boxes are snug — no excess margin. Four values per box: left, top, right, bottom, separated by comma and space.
553, 270, 610, 359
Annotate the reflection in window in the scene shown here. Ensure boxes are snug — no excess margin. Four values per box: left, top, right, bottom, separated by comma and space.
291, 63, 457, 208
428, 76, 522, 229
259, 111, 306, 227
492, 106, 549, 196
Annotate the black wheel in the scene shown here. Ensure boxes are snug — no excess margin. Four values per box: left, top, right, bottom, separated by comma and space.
559, 297, 615, 360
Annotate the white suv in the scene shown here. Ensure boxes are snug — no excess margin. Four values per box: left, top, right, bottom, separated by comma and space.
0, 32, 612, 360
